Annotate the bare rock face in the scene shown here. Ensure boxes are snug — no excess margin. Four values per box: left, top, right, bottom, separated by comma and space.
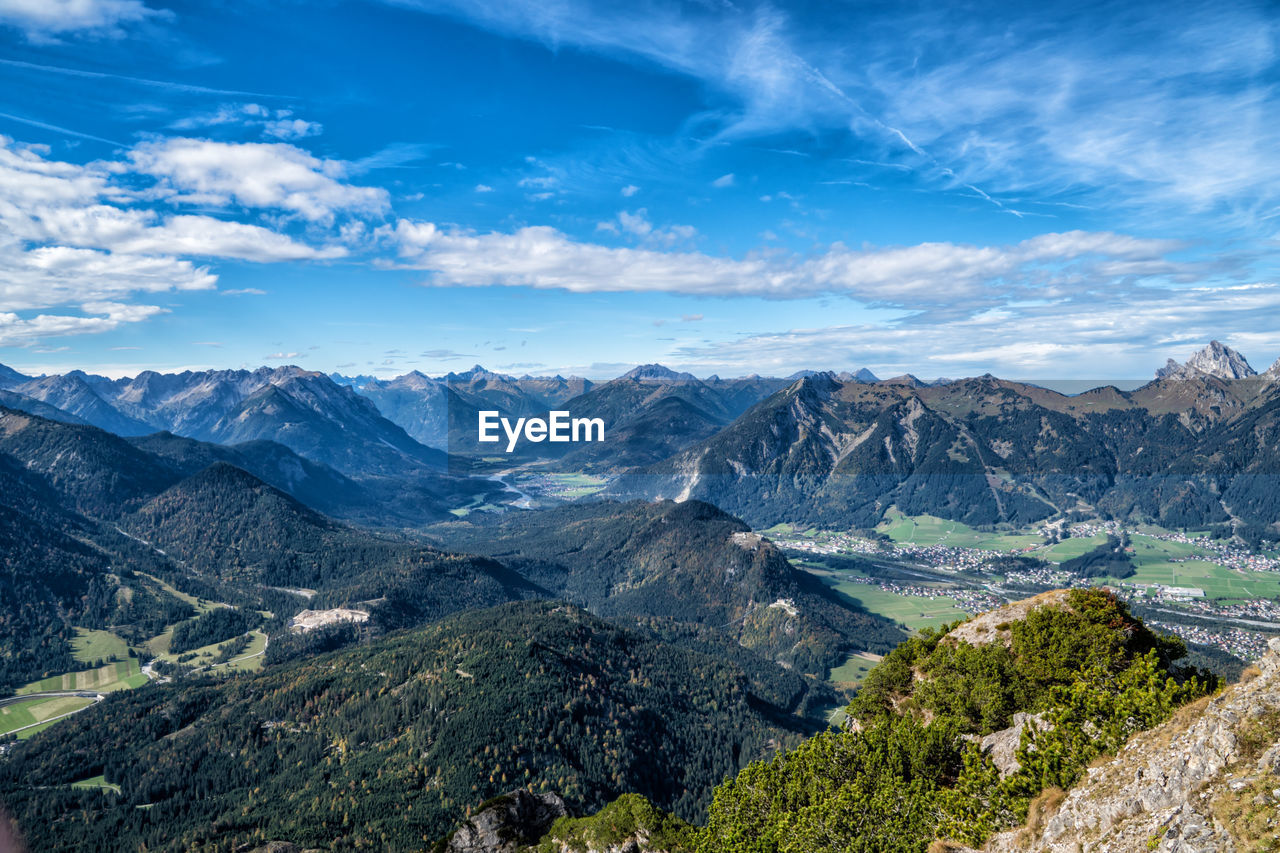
979, 713, 1050, 779
1155, 341, 1258, 381
445, 790, 568, 853
985, 637, 1280, 852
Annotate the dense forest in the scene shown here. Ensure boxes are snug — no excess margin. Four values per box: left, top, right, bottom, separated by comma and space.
0, 602, 824, 851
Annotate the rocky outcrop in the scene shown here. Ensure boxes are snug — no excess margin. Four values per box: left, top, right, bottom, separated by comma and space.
981, 637, 1280, 852
445, 790, 568, 853
979, 713, 1050, 779
942, 590, 1071, 648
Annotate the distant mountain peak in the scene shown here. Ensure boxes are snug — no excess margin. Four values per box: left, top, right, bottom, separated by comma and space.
1265, 358, 1280, 380
621, 363, 698, 382
853, 367, 880, 382
0, 362, 30, 390
1156, 340, 1257, 380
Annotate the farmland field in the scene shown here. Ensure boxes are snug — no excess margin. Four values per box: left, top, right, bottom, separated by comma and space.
877, 510, 1042, 552
16, 658, 146, 696
0, 695, 97, 738
1103, 561, 1280, 600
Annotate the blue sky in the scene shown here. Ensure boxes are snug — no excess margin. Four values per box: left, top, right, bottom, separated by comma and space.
0, 0, 1278, 380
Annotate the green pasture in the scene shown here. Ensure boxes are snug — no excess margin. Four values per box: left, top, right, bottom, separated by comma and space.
70, 628, 130, 664
812, 571, 970, 631
157, 629, 266, 673
828, 652, 883, 687
70, 775, 121, 795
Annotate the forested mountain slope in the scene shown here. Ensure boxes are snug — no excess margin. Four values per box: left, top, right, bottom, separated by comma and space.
0, 602, 821, 851
429, 499, 905, 676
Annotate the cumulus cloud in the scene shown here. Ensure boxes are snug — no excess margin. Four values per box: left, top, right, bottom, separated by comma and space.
129, 138, 389, 221
0, 0, 164, 40
0, 234, 215, 313
0, 135, 349, 346
621, 184, 640, 197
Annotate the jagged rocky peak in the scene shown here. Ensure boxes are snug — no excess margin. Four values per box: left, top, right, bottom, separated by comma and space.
621, 363, 698, 382
1264, 357, 1280, 380
787, 370, 839, 394
1155, 340, 1257, 381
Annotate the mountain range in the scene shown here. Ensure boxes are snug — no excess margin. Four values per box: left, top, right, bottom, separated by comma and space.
4, 341, 1280, 540
609, 345, 1280, 539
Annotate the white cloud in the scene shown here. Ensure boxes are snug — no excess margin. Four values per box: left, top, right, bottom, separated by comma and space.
384, 218, 1192, 308
475, 183, 494, 192
621, 184, 640, 197
129, 138, 389, 222
0, 233, 215, 313
0, 0, 163, 40
264, 352, 303, 360
170, 105, 323, 140
668, 283, 1280, 380
711, 173, 735, 188
518, 175, 558, 189
0, 302, 167, 347
597, 208, 698, 247
263, 118, 323, 140
0, 135, 352, 346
